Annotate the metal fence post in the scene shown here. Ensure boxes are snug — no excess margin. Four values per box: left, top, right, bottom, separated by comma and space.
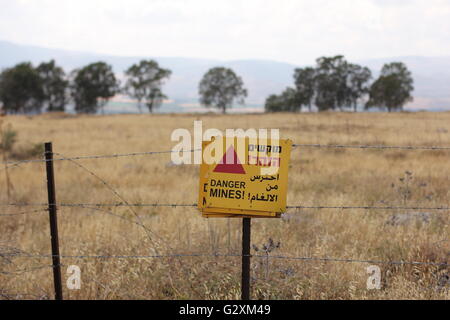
241, 217, 251, 300
45, 142, 63, 300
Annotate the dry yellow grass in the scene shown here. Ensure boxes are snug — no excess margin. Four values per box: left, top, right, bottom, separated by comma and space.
0, 111, 449, 300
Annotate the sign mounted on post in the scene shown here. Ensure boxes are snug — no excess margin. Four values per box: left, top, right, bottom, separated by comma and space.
198, 136, 292, 218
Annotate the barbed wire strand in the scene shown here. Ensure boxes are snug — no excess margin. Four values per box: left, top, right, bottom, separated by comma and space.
0, 289, 49, 300
1, 148, 202, 168
0, 208, 48, 217
0, 264, 55, 275
2, 202, 450, 212
292, 143, 450, 150
58, 203, 198, 208
285, 205, 450, 211
2, 252, 447, 267
0, 203, 47, 207
2, 142, 450, 169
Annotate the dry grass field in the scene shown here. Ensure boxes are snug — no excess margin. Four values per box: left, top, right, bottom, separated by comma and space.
0, 111, 449, 300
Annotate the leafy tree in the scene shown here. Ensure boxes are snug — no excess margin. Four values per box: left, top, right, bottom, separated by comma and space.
293, 67, 315, 112
124, 60, 171, 113
366, 62, 414, 112
265, 94, 283, 113
71, 62, 119, 114
36, 60, 68, 112
345, 64, 372, 112
199, 67, 247, 114
0, 62, 44, 114
314, 55, 349, 111
264, 87, 298, 112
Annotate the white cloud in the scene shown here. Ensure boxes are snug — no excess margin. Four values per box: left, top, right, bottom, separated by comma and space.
0, 0, 449, 64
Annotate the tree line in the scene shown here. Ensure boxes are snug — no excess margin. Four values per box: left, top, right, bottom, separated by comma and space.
0, 60, 171, 114
265, 55, 414, 113
0, 55, 414, 115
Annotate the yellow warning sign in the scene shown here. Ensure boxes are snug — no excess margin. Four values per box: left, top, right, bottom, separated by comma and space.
198, 137, 292, 217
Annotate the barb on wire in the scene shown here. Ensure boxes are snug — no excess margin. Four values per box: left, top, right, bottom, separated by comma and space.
3, 252, 448, 267
293, 143, 450, 151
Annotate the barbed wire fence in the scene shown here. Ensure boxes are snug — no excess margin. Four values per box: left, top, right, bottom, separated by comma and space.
0, 142, 449, 299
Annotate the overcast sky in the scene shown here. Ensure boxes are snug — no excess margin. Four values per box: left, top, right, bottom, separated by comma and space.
0, 0, 449, 65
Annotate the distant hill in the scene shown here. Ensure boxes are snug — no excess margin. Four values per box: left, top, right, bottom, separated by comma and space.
1, 40, 449, 112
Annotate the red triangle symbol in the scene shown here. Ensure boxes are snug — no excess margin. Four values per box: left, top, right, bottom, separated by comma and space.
213, 146, 246, 174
